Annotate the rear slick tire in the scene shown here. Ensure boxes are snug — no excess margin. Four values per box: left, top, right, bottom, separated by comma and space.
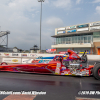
93, 63, 100, 80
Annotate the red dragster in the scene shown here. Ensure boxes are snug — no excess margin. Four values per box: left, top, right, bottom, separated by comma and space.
0, 49, 100, 80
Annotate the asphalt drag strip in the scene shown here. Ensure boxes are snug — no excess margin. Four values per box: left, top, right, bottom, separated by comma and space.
0, 60, 100, 100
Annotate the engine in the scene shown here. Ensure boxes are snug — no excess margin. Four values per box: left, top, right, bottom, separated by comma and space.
68, 63, 80, 72
63, 60, 81, 72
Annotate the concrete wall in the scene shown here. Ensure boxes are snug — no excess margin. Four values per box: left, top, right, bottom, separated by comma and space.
87, 55, 100, 61
1, 54, 100, 64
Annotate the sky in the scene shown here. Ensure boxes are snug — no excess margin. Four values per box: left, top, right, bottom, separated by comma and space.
0, 0, 100, 50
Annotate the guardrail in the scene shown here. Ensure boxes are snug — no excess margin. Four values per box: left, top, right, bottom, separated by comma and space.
2, 57, 53, 64
0, 53, 100, 64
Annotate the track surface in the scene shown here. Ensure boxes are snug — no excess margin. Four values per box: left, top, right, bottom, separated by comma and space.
0, 61, 100, 100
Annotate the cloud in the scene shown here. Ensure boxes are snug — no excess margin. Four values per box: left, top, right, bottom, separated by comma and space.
0, 0, 41, 49
93, 0, 100, 3
2, 0, 96, 50
0, 0, 62, 50
45, 17, 64, 28
52, 0, 72, 9
8, 21, 40, 49
96, 6, 100, 14
44, 0, 49, 4
76, 0, 81, 4
39, 16, 64, 36
38, 16, 64, 49
8, 0, 39, 11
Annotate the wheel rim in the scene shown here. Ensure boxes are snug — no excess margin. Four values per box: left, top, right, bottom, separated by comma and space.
1, 62, 7, 65
98, 69, 100, 76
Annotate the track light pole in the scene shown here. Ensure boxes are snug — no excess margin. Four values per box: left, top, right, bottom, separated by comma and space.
37, 0, 45, 52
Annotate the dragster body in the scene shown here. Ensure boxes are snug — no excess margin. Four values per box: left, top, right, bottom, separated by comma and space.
0, 49, 100, 80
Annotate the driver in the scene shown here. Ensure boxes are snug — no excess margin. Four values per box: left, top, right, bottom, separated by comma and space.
59, 56, 62, 63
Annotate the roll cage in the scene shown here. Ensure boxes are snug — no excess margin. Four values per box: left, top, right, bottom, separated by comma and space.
53, 55, 63, 63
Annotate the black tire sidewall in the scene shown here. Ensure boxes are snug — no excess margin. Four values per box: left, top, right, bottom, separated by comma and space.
93, 63, 100, 80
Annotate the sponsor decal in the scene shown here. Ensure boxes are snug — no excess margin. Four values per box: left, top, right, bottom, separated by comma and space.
59, 51, 67, 54
37, 56, 43, 59
21, 54, 27, 57
57, 28, 65, 31
12, 54, 18, 56
67, 29, 76, 33
77, 28, 88, 31
62, 67, 66, 70
46, 49, 56, 53
32, 60, 40, 63
55, 63, 61, 74
12, 59, 18, 62
90, 26, 100, 30
22, 59, 32, 63
30, 54, 37, 57
79, 52, 90, 54
63, 56, 68, 60
90, 22, 100, 26
57, 31, 65, 34
66, 26, 76, 29
4, 53, 9, 56
31, 59, 51, 63
77, 24, 89, 28
55, 68, 60, 74
4, 60, 11, 61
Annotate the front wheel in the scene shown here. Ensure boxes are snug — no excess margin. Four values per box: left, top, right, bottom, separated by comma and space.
93, 63, 100, 80
1, 62, 8, 65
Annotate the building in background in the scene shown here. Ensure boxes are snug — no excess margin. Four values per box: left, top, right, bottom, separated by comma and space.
30, 45, 39, 53
51, 21, 100, 54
